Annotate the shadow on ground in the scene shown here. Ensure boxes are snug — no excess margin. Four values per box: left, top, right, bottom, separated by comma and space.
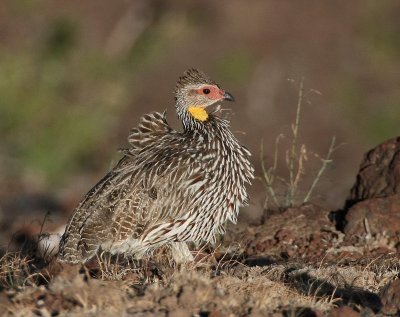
282, 268, 382, 313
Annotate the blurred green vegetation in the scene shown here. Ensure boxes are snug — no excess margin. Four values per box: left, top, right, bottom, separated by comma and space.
0, 2, 205, 188
0, 17, 131, 185
0, 8, 194, 186
214, 50, 255, 86
336, 80, 400, 145
127, 27, 169, 71
336, 1, 400, 145
362, 1, 400, 67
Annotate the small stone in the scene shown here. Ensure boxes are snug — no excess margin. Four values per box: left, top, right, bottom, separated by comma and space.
36, 299, 45, 307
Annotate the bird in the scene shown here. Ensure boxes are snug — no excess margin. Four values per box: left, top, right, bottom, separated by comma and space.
58, 68, 254, 264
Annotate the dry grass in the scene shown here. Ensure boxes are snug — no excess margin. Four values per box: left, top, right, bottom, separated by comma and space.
0, 252, 43, 290
0, 243, 397, 316
260, 79, 338, 211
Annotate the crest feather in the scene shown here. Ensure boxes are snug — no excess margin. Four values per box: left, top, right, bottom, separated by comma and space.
175, 69, 216, 94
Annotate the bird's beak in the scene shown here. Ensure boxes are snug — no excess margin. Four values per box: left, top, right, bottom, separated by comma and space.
223, 91, 235, 102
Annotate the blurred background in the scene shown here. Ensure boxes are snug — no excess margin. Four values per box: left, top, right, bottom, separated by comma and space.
1, 0, 400, 249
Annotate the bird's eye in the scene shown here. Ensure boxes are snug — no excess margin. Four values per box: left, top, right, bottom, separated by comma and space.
203, 88, 210, 94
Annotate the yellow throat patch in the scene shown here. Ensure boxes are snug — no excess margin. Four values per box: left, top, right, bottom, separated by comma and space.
188, 106, 208, 122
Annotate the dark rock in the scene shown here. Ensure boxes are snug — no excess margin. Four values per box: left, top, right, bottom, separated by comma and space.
344, 195, 400, 240
241, 204, 338, 260
347, 136, 400, 207
340, 137, 400, 239
380, 279, 400, 315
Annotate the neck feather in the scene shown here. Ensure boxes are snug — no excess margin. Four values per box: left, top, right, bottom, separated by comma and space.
176, 97, 209, 132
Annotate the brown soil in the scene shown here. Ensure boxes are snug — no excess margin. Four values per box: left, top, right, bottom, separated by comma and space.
1, 201, 399, 317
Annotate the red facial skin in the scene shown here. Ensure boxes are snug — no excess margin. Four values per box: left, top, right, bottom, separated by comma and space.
195, 86, 225, 100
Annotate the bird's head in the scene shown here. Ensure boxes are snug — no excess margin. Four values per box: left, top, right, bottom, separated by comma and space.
175, 68, 234, 122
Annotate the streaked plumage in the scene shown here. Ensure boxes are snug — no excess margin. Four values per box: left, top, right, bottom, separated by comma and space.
58, 69, 254, 264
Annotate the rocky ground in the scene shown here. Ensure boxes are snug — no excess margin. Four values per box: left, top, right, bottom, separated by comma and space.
2, 137, 400, 317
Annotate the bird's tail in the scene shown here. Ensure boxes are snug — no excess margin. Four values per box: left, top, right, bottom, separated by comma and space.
58, 231, 99, 264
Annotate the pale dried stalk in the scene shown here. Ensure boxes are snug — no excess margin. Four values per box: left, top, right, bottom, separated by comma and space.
260, 139, 280, 208
303, 136, 336, 203
261, 78, 337, 210
286, 78, 304, 207
293, 144, 307, 191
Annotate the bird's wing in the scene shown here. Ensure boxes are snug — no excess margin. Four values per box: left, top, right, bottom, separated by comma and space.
127, 111, 171, 152
110, 112, 207, 244
60, 112, 207, 261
